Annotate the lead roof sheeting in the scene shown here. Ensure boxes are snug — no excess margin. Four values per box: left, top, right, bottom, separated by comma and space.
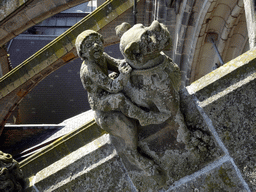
8, 39, 122, 124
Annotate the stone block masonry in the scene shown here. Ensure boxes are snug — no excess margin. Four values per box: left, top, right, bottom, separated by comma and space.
20, 47, 256, 191
185, 47, 256, 191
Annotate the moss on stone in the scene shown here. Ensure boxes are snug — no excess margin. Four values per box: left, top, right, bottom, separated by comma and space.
20, 120, 106, 178
218, 166, 235, 187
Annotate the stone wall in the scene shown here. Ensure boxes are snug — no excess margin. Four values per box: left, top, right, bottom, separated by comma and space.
186, 47, 256, 191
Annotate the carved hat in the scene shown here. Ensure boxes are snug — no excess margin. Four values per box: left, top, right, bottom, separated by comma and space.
75, 30, 104, 58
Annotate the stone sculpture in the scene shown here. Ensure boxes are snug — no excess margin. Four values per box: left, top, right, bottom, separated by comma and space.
0, 151, 25, 192
76, 21, 190, 186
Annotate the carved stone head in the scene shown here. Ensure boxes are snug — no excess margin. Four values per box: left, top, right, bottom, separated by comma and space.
75, 30, 104, 60
0, 151, 25, 192
119, 20, 172, 69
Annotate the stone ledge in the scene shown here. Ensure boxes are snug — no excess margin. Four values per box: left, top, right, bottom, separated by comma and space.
187, 48, 256, 191
201, 77, 256, 191
169, 160, 246, 191
25, 134, 136, 192
187, 47, 256, 102
20, 120, 106, 179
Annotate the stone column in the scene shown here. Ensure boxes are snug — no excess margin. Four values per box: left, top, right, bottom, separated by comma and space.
243, 0, 256, 49
0, 47, 11, 77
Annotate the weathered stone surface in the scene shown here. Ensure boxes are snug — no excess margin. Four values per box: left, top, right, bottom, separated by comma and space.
76, 21, 225, 190
104, 86, 224, 191
77, 21, 187, 188
0, 0, 29, 21
0, 47, 10, 77
25, 134, 136, 192
188, 48, 256, 191
202, 78, 256, 190
0, 151, 26, 192
190, 48, 256, 103
20, 120, 105, 179
132, 90, 225, 191
54, 156, 134, 192
243, 0, 256, 49
21, 46, 256, 191
169, 161, 246, 192
2, 1, 255, 191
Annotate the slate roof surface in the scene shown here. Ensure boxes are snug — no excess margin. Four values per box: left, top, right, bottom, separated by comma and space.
8, 37, 122, 124
2, 110, 95, 160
